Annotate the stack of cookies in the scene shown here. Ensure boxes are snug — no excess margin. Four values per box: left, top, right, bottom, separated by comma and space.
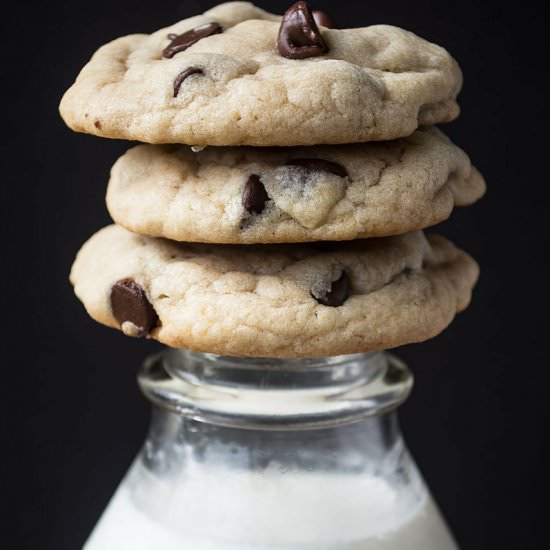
60, 1, 485, 358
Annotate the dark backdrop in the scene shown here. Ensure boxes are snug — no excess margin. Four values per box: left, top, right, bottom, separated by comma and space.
2, 1, 547, 548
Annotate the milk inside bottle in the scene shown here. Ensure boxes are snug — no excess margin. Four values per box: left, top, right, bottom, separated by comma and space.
83, 351, 459, 550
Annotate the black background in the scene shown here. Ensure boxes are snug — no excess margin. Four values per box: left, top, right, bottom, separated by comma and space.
2, 1, 548, 548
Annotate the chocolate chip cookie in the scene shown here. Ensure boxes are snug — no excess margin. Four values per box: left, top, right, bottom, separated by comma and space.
106, 127, 484, 243
59, 1, 462, 146
70, 225, 479, 358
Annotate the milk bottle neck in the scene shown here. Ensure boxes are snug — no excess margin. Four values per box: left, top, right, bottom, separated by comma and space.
138, 350, 413, 430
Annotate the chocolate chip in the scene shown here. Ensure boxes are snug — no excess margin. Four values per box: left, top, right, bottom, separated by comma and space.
312, 10, 336, 28
163, 22, 222, 58
94, 120, 101, 129
277, 1, 329, 59
312, 271, 350, 307
173, 67, 204, 97
110, 279, 159, 338
286, 158, 348, 178
242, 174, 269, 214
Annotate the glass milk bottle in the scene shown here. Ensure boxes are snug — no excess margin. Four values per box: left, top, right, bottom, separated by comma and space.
84, 350, 459, 549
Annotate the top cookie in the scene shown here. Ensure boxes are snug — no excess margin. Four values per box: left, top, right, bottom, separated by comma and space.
59, 1, 462, 146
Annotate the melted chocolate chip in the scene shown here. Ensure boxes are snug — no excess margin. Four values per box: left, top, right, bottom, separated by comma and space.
312, 271, 350, 307
163, 22, 222, 58
286, 158, 348, 178
173, 67, 204, 97
277, 1, 329, 59
312, 10, 336, 28
242, 175, 269, 214
110, 279, 159, 337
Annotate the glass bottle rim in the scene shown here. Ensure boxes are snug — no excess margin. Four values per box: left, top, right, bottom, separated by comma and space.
137, 349, 413, 431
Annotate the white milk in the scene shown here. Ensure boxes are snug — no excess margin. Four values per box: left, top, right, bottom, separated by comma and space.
84, 467, 458, 550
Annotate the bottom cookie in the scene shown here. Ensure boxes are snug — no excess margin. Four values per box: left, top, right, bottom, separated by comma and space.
70, 225, 478, 358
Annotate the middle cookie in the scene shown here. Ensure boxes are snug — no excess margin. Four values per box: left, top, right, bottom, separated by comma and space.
107, 127, 485, 244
